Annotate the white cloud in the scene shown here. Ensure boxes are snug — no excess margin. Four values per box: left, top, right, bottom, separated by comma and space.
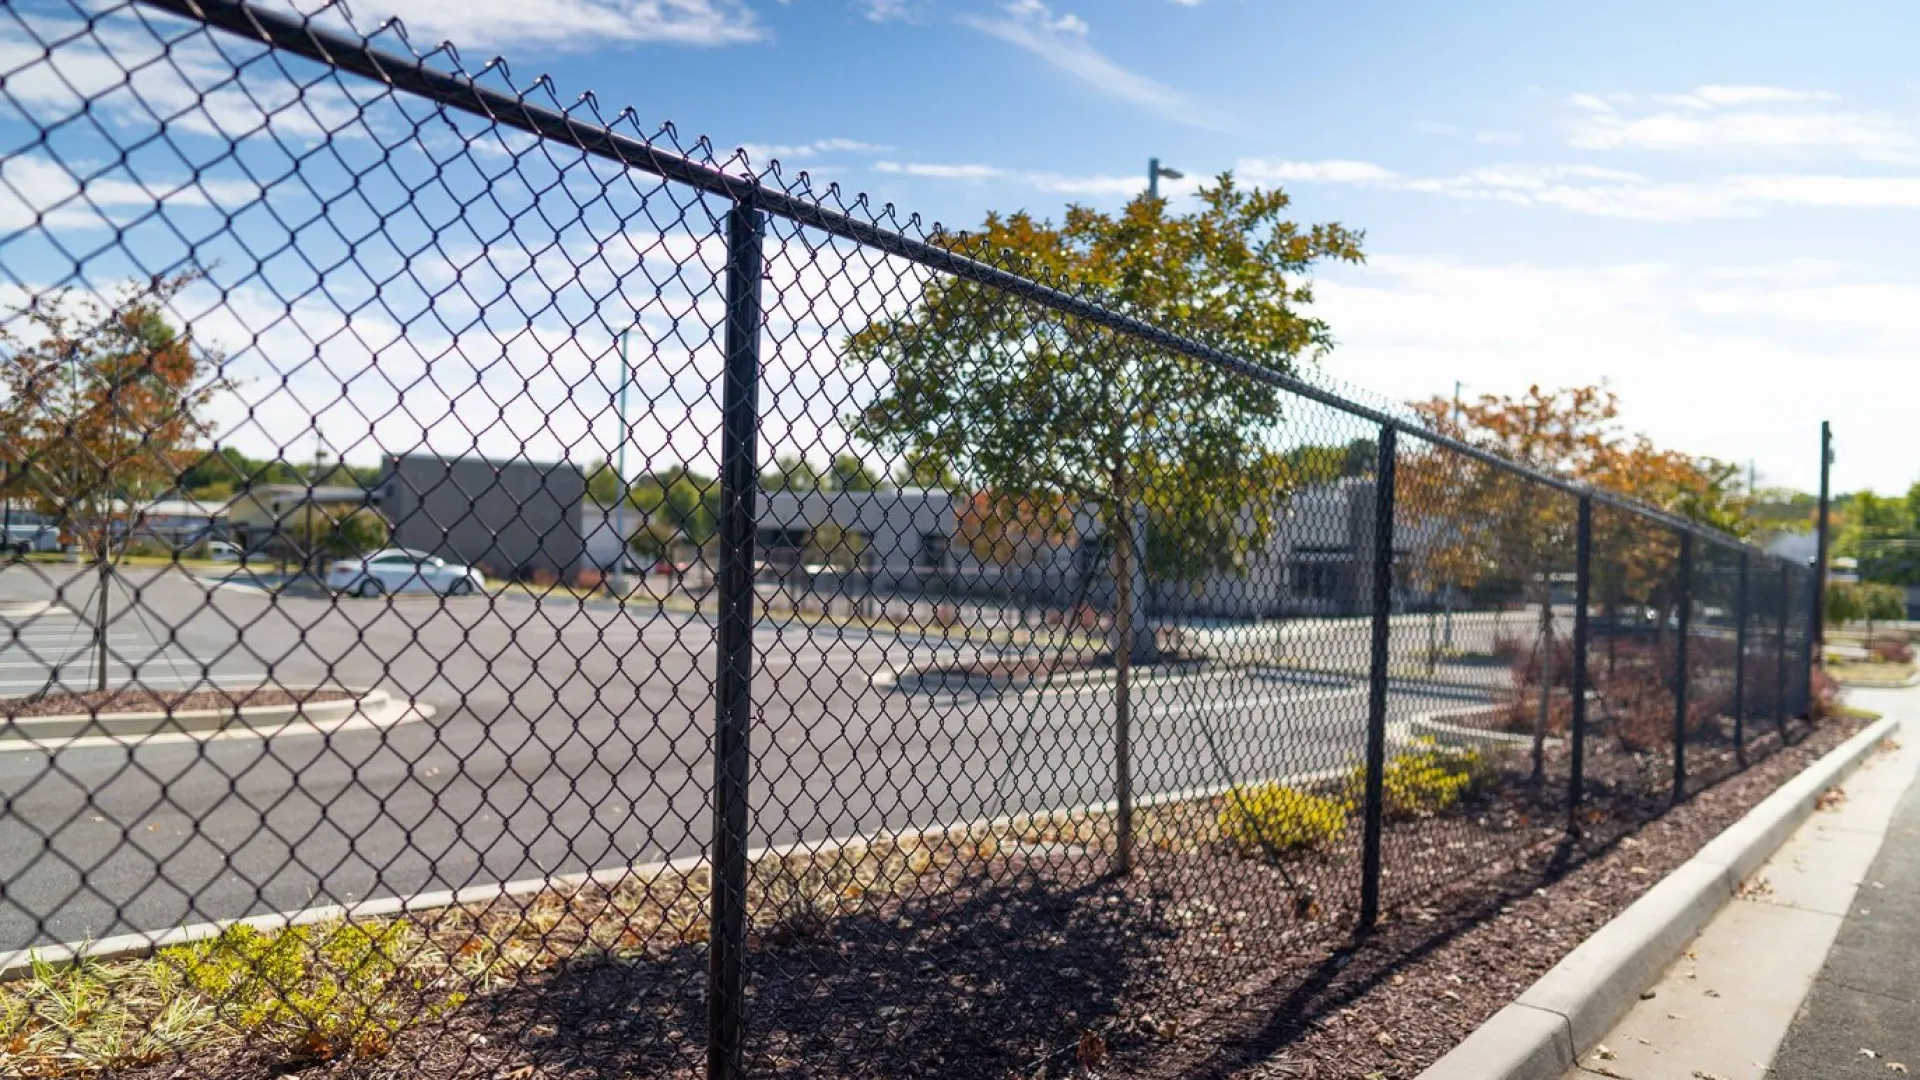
1568, 86, 1913, 161
1475, 131, 1524, 145
1658, 85, 1840, 109
874, 161, 1010, 180
1416, 121, 1460, 136
855, 0, 912, 19
301, 0, 763, 49
0, 155, 272, 234
1314, 254, 1920, 491
0, 13, 374, 144
959, 1, 1220, 128
735, 138, 889, 164
1238, 159, 1400, 184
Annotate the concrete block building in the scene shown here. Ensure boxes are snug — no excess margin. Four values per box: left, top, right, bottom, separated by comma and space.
373, 455, 585, 579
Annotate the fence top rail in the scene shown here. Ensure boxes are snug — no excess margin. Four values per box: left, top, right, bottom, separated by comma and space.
120, 0, 1786, 560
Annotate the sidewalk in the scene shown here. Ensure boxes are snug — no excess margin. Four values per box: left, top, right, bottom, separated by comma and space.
1563, 684, 1920, 1080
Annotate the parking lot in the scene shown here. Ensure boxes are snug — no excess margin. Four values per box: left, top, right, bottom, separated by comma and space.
0, 560, 1502, 951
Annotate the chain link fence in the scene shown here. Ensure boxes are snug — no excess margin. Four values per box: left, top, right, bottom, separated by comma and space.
0, 0, 1823, 1076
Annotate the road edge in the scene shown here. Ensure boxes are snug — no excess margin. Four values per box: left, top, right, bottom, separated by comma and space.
1416, 714, 1902, 1080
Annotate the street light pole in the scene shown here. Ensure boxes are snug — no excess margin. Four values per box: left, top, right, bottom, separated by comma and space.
615, 330, 633, 585
1148, 158, 1184, 200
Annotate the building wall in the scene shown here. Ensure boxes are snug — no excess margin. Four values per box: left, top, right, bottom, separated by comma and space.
376, 457, 586, 578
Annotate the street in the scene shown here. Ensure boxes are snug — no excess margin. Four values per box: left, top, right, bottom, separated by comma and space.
0, 562, 1513, 951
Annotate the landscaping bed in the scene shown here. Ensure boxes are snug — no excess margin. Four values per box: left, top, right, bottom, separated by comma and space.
0, 687, 354, 719
0, 716, 1856, 1079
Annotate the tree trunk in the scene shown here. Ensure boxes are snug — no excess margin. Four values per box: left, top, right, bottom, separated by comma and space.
1530, 589, 1554, 786
94, 533, 111, 692
1110, 499, 1136, 876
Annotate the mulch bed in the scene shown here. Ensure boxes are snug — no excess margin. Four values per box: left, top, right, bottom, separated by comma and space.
1109, 716, 1863, 1079
75, 717, 1858, 1080
2, 687, 353, 718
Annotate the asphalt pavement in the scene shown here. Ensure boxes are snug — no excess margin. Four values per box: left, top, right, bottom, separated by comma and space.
0, 560, 1514, 951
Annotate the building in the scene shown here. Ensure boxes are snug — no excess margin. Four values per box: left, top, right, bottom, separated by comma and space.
373, 455, 585, 579
128, 497, 231, 548
225, 484, 371, 553
754, 478, 1431, 619
582, 501, 649, 572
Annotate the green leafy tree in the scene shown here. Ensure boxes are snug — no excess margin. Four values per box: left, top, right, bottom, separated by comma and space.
1863, 582, 1907, 637
1281, 437, 1378, 486
759, 454, 823, 493
1826, 581, 1864, 628
631, 467, 719, 545
289, 505, 389, 563
846, 175, 1363, 871
893, 448, 957, 490
826, 453, 885, 493
583, 460, 625, 506
803, 519, 867, 571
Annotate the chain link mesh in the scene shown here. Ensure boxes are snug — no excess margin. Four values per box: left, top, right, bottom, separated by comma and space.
0, 1, 1826, 1076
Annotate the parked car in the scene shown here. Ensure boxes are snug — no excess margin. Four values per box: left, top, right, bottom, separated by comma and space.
205, 540, 245, 563
325, 548, 486, 597
3, 524, 59, 554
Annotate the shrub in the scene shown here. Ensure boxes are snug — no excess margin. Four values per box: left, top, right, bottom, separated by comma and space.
163, 921, 462, 1060
1868, 636, 1914, 663
1217, 784, 1348, 857
1346, 741, 1494, 821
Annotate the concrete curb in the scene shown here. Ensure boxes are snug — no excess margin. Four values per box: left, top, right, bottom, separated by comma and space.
1417, 714, 1902, 1080
0, 688, 383, 740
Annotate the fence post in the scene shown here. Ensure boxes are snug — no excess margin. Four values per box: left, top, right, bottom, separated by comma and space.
709, 200, 765, 1080
1359, 426, 1396, 933
1734, 549, 1749, 766
1569, 495, 1591, 833
1776, 560, 1790, 743
1672, 531, 1691, 803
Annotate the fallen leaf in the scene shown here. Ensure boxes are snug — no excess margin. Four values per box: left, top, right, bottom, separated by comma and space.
1889, 1064, 1910, 1075
1076, 1030, 1108, 1068
1705, 988, 1721, 998
1865, 1048, 1883, 1059
1640, 990, 1658, 1000
1593, 1044, 1616, 1060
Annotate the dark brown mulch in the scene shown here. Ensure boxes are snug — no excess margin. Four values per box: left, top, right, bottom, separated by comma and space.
2, 686, 353, 718
89, 718, 1858, 1080
1107, 717, 1865, 1079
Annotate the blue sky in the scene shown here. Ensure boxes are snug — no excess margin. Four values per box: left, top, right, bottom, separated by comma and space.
5, 0, 1919, 495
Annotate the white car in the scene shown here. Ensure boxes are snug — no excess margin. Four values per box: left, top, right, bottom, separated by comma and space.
205, 540, 245, 563
326, 548, 486, 597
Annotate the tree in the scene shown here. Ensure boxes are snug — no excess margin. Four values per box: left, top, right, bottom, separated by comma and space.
0, 272, 229, 548
956, 489, 1073, 566
584, 460, 625, 505
631, 467, 719, 546
0, 273, 230, 690
1403, 386, 1620, 784
893, 448, 958, 490
759, 454, 824, 493
847, 175, 1363, 871
288, 505, 389, 564
1865, 582, 1907, 637
1282, 437, 1377, 486
826, 453, 885, 493
802, 519, 866, 571
1403, 386, 1747, 783
1825, 581, 1864, 628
